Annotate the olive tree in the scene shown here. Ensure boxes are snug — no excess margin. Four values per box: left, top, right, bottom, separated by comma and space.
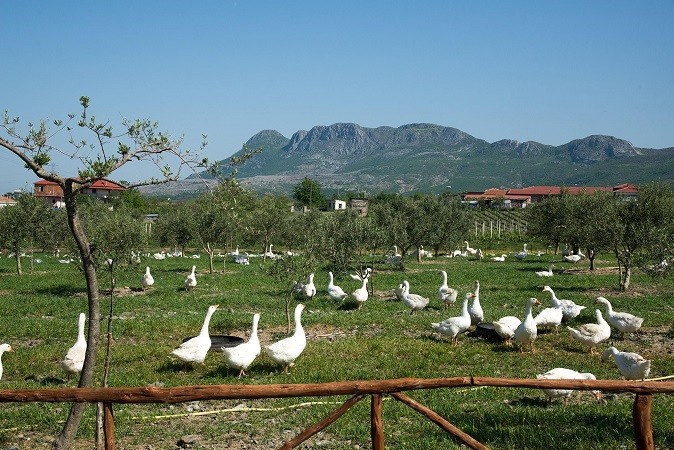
0, 97, 205, 449
0, 194, 51, 274
426, 194, 470, 257
614, 183, 674, 289
566, 191, 621, 270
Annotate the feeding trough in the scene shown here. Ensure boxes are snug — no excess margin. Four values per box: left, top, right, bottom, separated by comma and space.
182, 335, 244, 352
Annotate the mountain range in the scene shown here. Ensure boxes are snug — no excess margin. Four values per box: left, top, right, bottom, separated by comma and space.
140, 123, 674, 198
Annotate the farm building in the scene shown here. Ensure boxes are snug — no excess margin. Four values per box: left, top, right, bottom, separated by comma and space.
33, 179, 127, 208
463, 183, 639, 207
327, 199, 347, 210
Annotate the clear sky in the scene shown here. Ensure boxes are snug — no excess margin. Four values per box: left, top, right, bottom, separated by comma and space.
2, 1, 673, 194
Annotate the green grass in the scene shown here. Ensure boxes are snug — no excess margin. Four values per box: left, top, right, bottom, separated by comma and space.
0, 249, 673, 449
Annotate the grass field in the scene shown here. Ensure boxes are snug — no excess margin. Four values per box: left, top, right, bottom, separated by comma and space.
0, 247, 673, 449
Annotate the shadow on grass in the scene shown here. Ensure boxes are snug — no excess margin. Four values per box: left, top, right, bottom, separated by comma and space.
33, 284, 82, 297
157, 360, 198, 373
24, 374, 68, 386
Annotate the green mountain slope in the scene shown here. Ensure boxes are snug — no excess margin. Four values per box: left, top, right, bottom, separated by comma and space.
167, 123, 674, 197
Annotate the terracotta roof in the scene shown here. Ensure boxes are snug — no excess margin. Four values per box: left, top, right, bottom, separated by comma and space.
506, 185, 612, 196
34, 179, 126, 190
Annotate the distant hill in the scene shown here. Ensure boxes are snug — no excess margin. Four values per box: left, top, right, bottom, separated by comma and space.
139, 123, 674, 198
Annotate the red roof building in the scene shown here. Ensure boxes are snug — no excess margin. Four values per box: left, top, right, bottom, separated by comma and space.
462, 184, 639, 207
34, 179, 126, 208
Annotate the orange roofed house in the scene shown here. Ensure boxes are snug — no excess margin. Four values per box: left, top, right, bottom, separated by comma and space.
462, 184, 639, 208
34, 179, 127, 208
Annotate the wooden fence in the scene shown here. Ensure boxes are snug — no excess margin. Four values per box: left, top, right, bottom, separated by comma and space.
1, 376, 673, 449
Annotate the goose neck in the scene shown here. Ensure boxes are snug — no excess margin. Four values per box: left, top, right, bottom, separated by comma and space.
200, 310, 216, 336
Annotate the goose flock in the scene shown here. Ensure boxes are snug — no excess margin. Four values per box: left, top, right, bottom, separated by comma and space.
0, 246, 655, 412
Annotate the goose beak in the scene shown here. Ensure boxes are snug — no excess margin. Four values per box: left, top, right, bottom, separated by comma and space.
7, 346, 14, 353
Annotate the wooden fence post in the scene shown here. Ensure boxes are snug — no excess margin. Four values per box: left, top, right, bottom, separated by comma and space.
633, 394, 654, 450
103, 402, 116, 450
371, 394, 384, 450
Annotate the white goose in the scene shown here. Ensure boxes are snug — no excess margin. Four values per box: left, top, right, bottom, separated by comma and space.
536, 368, 601, 404
301, 273, 316, 299
61, 313, 87, 379
567, 309, 611, 354
514, 298, 541, 352
431, 292, 475, 345
171, 304, 219, 364
438, 270, 458, 309
542, 286, 585, 321
401, 280, 430, 314
265, 304, 306, 373
468, 280, 483, 325
491, 254, 507, 262
184, 265, 197, 291
601, 346, 651, 380
464, 241, 478, 255
351, 277, 369, 309
0, 343, 14, 380
514, 243, 528, 260
142, 266, 154, 290
595, 296, 644, 337
327, 271, 348, 302
563, 254, 583, 263
535, 265, 555, 277
221, 313, 261, 377
534, 305, 564, 332
492, 316, 522, 346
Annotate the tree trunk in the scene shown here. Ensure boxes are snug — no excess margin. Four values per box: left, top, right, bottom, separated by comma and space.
53, 183, 101, 450
14, 251, 22, 276
621, 267, 632, 291
588, 249, 595, 271
204, 242, 214, 274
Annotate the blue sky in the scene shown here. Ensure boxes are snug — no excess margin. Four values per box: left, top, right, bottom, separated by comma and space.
2, 1, 673, 193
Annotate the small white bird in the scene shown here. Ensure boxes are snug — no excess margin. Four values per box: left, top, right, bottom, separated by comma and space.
401, 280, 430, 314
601, 346, 651, 380
61, 313, 87, 380
567, 309, 611, 355
265, 304, 306, 373
595, 296, 644, 338
327, 271, 348, 302
301, 273, 316, 299
492, 316, 522, 346
431, 292, 475, 345
514, 298, 541, 352
351, 277, 369, 309
0, 343, 14, 381
536, 368, 602, 404
535, 265, 555, 277
142, 266, 154, 290
468, 280, 483, 325
221, 313, 261, 377
184, 265, 197, 291
542, 286, 586, 321
491, 254, 507, 262
438, 270, 458, 309
171, 305, 219, 364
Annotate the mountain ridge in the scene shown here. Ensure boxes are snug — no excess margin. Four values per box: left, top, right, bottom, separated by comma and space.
141, 123, 673, 198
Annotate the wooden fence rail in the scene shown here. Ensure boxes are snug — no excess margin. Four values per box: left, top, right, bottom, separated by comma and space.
1, 376, 673, 449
